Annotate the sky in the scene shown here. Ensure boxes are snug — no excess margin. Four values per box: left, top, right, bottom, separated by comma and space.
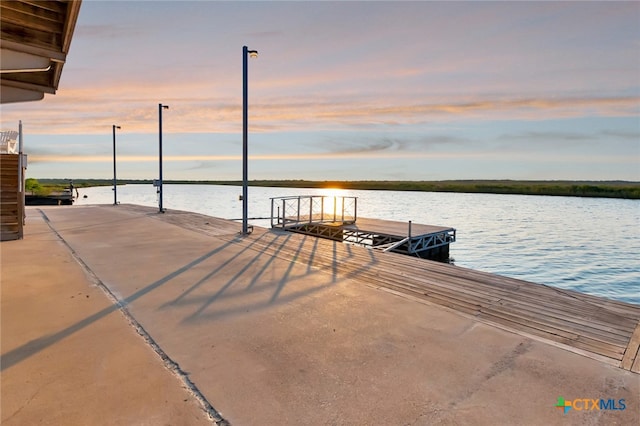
1, 0, 639, 181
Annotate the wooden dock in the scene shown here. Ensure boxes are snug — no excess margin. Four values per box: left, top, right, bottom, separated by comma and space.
149, 207, 640, 373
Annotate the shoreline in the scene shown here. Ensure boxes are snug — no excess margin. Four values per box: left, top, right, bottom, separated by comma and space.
33, 178, 640, 200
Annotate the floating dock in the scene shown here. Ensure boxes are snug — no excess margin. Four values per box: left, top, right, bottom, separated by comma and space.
270, 195, 455, 259
25, 192, 74, 206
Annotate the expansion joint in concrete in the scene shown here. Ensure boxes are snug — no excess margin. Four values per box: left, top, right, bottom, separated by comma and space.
37, 209, 229, 425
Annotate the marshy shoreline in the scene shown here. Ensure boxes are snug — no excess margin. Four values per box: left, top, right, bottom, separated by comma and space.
32, 178, 640, 200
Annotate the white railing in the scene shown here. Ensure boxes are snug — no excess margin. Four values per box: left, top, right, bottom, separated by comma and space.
270, 195, 357, 228
0, 130, 19, 154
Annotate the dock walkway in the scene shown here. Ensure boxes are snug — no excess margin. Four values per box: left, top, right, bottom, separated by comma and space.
2, 204, 638, 425
164, 207, 640, 372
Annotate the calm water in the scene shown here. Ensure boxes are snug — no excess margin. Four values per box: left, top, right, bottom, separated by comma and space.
75, 184, 640, 305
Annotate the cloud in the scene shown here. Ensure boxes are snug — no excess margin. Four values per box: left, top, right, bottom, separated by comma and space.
30, 150, 489, 165
600, 130, 640, 140
497, 131, 597, 142
316, 135, 470, 157
3, 92, 637, 136
29, 147, 638, 167
250, 96, 640, 131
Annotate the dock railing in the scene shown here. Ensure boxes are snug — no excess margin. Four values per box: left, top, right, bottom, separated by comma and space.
270, 195, 357, 229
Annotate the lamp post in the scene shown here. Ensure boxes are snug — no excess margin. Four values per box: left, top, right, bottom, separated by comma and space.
112, 125, 121, 205
242, 45, 258, 234
158, 103, 169, 213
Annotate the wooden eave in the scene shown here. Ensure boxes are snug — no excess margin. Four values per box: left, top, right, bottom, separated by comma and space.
1, 0, 82, 103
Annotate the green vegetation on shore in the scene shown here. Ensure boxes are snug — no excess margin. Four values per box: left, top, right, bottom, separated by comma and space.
25, 178, 104, 196
31, 178, 640, 199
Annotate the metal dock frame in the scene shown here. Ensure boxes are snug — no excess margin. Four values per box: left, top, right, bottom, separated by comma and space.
270, 195, 456, 260
341, 222, 456, 256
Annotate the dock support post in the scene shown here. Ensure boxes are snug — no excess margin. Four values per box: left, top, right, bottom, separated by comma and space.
282, 199, 286, 225
270, 198, 274, 227
354, 197, 357, 222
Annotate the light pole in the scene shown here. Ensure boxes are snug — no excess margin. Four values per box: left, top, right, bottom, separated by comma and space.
242, 45, 258, 234
112, 125, 121, 205
158, 103, 169, 213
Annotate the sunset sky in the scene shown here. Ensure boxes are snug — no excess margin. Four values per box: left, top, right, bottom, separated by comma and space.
1, 1, 639, 181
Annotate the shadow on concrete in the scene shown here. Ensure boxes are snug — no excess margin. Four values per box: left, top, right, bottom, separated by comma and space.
161, 233, 325, 322
1, 242, 233, 372
2, 219, 381, 371
169, 231, 378, 324
162, 232, 287, 310
270, 234, 309, 303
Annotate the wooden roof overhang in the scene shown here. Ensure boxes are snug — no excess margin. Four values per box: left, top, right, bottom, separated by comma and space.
1, 0, 82, 104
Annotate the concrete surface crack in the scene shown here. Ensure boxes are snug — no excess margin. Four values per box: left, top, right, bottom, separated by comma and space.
37, 209, 229, 425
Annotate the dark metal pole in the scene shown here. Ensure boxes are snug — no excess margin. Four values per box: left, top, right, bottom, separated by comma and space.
158, 104, 168, 213
242, 46, 249, 234
242, 46, 258, 234
112, 125, 120, 205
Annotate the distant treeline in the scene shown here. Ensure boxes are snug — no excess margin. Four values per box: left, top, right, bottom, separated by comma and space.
34, 178, 640, 199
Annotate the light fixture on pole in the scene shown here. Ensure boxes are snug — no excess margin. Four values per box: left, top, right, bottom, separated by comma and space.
158, 103, 169, 213
112, 125, 121, 205
242, 45, 258, 234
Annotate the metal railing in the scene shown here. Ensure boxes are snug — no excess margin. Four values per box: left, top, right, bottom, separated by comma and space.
270, 195, 357, 228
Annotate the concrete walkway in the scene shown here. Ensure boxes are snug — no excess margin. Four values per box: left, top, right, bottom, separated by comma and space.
1, 207, 214, 425
2, 205, 638, 425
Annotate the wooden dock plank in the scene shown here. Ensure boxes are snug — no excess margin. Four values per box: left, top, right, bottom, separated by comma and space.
376, 253, 640, 317
621, 321, 640, 371
483, 301, 630, 347
305, 241, 639, 336
491, 299, 634, 342
476, 309, 626, 360
357, 257, 640, 329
